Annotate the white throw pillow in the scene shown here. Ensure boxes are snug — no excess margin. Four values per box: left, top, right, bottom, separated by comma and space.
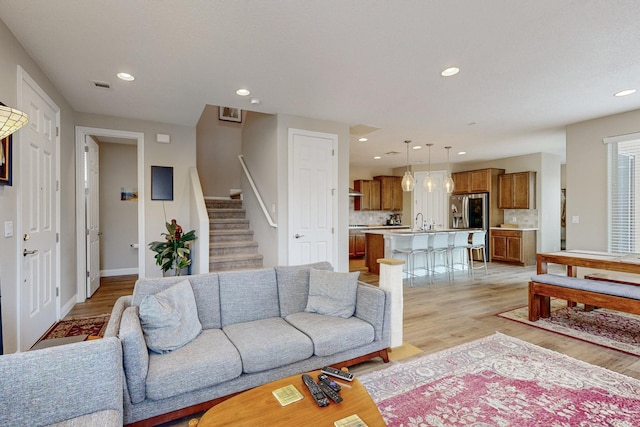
304, 268, 360, 318
139, 279, 202, 353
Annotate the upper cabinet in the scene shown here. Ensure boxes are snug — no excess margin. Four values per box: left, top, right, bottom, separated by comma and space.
353, 179, 381, 211
374, 175, 403, 211
452, 168, 505, 194
498, 171, 536, 209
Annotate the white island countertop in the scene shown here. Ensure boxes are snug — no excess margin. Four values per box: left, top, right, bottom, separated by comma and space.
489, 226, 539, 231
363, 228, 483, 236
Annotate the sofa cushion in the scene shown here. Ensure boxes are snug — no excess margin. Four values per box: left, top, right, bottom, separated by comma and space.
139, 279, 202, 354
285, 312, 375, 357
305, 268, 359, 318
219, 268, 280, 327
145, 329, 242, 401
120, 306, 149, 405
276, 262, 334, 317
223, 317, 314, 373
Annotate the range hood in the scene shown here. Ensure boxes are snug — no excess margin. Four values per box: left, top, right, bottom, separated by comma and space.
349, 188, 363, 197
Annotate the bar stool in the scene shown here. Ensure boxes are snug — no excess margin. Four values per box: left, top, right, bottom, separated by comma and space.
392, 234, 429, 286
429, 232, 452, 281
449, 230, 471, 279
468, 230, 488, 277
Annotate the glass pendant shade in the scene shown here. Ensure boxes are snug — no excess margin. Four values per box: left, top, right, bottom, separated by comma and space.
444, 145, 455, 194
424, 173, 436, 192
402, 171, 415, 192
0, 104, 29, 140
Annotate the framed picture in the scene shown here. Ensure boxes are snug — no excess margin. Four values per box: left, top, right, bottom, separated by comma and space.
219, 107, 242, 123
151, 166, 173, 200
0, 134, 12, 186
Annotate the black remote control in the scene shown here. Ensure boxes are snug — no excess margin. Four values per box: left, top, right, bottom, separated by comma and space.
317, 380, 343, 403
301, 374, 329, 407
320, 366, 354, 382
317, 373, 341, 392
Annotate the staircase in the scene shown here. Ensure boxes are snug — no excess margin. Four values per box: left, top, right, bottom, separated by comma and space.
206, 199, 264, 271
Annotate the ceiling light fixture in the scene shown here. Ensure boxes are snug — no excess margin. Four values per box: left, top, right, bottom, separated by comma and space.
401, 140, 415, 192
424, 143, 435, 193
250, 98, 261, 105
443, 146, 455, 194
441, 67, 460, 77
614, 89, 636, 97
236, 88, 250, 96
374, 156, 381, 160
0, 102, 29, 140
413, 145, 422, 150
116, 72, 135, 81
359, 137, 368, 142
458, 151, 466, 155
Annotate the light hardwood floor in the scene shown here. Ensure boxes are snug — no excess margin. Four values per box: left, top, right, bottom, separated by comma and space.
68, 262, 640, 381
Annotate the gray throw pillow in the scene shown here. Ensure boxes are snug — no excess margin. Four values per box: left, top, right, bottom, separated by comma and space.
139, 279, 202, 353
304, 268, 360, 318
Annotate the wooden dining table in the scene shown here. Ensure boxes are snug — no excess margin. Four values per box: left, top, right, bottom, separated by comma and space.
536, 250, 640, 276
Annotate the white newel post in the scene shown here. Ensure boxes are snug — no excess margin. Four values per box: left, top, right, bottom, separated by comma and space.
377, 258, 404, 349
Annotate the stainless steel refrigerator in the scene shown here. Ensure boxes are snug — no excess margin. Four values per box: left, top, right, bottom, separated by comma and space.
450, 193, 489, 260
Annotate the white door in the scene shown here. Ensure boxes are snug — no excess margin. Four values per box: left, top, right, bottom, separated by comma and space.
414, 171, 448, 229
19, 70, 60, 350
288, 129, 337, 266
85, 136, 100, 297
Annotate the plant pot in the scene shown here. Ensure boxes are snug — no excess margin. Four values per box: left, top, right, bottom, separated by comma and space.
163, 267, 190, 277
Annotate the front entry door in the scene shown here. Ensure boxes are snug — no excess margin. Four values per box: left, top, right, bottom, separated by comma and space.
288, 129, 337, 266
19, 69, 60, 350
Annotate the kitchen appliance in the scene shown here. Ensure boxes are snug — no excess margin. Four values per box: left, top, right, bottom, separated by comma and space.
450, 193, 490, 260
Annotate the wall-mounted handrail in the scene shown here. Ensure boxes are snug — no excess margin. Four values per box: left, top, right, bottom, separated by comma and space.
188, 167, 210, 274
238, 155, 277, 228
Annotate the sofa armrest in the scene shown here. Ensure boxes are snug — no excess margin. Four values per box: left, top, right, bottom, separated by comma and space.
354, 282, 390, 344
0, 337, 123, 426
104, 295, 132, 338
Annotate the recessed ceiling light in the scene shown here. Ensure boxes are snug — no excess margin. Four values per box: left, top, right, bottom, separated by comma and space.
358, 137, 368, 142
250, 98, 261, 105
117, 72, 135, 81
374, 156, 381, 160
413, 145, 422, 150
458, 151, 467, 155
614, 89, 636, 97
441, 67, 460, 77
236, 88, 250, 96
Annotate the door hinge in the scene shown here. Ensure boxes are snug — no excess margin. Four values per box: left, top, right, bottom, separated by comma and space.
56, 287, 59, 297
56, 232, 59, 243
86, 229, 89, 236
332, 149, 335, 156
56, 180, 59, 191
86, 271, 90, 278
84, 145, 89, 153
56, 127, 59, 137
332, 227, 334, 234
331, 188, 335, 196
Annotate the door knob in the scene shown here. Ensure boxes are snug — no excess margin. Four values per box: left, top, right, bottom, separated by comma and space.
294, 234, 304, 239
23, 249, 38, 257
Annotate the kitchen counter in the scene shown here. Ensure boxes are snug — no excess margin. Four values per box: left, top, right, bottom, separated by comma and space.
489, 226, 539, 231
349, 225, 410, 230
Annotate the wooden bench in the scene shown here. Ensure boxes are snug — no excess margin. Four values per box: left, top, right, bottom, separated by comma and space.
528, 274, 640, 321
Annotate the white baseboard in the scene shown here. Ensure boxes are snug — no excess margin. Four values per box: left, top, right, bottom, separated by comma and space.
60, 296, 76, 318
101, 267, 139, 277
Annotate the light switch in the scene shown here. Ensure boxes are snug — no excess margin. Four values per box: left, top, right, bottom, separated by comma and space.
572, 216, 579, 224
4, 221, 13, 238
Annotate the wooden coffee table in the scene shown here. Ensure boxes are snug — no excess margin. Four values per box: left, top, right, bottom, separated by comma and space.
197, 370, 385, 426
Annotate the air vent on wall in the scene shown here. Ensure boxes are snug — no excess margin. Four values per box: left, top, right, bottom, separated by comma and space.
93, 81, 111, 89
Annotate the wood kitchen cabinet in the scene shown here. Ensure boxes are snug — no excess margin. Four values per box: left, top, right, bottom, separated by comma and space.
490, 228, 536, 266
452, 168, 505, 194
498, 171, 536, 209
374, 175, 403, 211
452, 172, 471, 193
353, 179, 381, 211
349, 233, 366, 258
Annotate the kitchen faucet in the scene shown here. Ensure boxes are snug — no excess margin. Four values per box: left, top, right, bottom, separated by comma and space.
415, 212, 424, 230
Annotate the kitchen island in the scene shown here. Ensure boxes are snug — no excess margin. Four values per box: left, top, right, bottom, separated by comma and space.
363, 228, 481, 275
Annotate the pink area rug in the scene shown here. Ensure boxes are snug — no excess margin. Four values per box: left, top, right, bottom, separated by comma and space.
359, 333, 640, 426
497, 299, 640, 356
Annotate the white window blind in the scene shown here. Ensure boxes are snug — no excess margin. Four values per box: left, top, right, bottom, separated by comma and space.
606, 133, 640, 253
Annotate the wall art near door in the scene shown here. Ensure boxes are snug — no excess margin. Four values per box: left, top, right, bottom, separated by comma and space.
219, 106, 242, 123
121, 187, 138, 201
151, 165, 173, 200
0, 134, 12, 186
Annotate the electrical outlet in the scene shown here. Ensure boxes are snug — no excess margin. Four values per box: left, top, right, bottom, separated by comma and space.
4, 221, 13, 238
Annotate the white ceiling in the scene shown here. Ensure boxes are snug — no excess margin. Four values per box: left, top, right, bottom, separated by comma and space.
2, 0, 640, 169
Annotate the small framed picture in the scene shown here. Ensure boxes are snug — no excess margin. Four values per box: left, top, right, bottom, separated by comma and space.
0, 134, 12, 186
219, 107, 242, 123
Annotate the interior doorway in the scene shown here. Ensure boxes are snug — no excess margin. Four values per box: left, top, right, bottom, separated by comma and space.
75, 127, 145, 302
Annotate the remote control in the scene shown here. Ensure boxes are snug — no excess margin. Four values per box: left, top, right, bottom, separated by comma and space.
317, 373, 341, 392
316, 380, 343, 403
320, 366, 354, 382
301, 374, 329, 407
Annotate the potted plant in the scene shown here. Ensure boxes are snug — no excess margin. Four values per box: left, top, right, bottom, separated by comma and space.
148, 219, 197, 276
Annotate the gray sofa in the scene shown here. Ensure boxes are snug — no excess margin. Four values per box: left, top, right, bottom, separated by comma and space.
106, 262, 390, 426
0, 337, 123, 427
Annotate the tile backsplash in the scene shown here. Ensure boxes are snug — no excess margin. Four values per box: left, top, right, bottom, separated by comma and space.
349, 198, 400, 225
503, 209, 538, 228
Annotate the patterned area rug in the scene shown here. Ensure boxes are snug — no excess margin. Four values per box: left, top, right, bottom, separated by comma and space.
39, 315, 110, 341
497, 299, 640, 356
359, 333, 640, 426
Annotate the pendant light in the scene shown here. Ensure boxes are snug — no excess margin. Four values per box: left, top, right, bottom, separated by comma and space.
443, 146, 455, 194
401, 140, 415, 192
423, 143, 435, 192
0, 102, 29, 140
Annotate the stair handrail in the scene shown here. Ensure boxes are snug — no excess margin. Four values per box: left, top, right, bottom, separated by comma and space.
238, 154, 278, 228
189, 167, 210, 273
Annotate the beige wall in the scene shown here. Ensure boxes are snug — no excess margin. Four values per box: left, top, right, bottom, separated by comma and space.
75, 113, 197, 277
196, 105, 243, 197
99, 141, 138, 273
566, 108, 640, 250
0, 19, 76, 353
